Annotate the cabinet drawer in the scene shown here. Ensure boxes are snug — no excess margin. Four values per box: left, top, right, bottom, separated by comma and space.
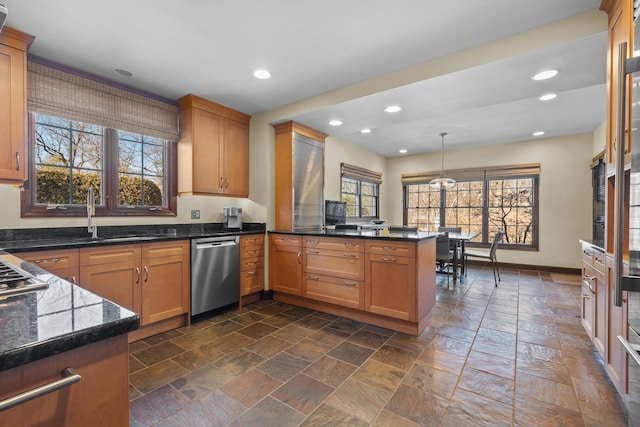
241, 268, 264, 295
270, 234, 301, 247
366, 241, 415, 257
303, 237, 363, 252
304, 248, 364, 281
80, 245, 141, 266
593, 249, 605, 273
240, 234, 264, 247
304, 273, 363, 310
241, 245, 264, 259
141, 240, 188, 259
241, 256, 264, 271
15, 249, 79, 270
582, 244, 594, 266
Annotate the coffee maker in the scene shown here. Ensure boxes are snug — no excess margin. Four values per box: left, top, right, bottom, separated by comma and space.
223, 207, 243, 230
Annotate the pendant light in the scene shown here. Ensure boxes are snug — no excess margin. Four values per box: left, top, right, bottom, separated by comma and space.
429, 132, 456, 190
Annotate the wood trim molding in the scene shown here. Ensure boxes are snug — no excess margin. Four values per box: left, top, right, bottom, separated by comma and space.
600, 0, 618, 14
466, 259, 581, 277
0, 26, 35, 51
273, 120, 327, 141
178, 94, 250, 124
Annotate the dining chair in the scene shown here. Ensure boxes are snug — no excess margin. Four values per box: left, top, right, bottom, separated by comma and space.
464, 230, 504, 286
435, 232, 455, 286
438, 226, 462, 273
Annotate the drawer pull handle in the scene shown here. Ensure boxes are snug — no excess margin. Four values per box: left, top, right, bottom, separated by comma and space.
381, 257, 397, 262
343, 281, 357, 287
308, 275, 320, 280
246, 250, 257, 254
247, 271, 257, 276
0, 367, 81, 412
246, 262, 256, 266
344, 243, 355, 248
308, 250, 320, 254
72, 276, 77, 284
33, 258, 61, 264
382, 246, 396, 251
343, 253, 357, 258
306, 240, 319, 244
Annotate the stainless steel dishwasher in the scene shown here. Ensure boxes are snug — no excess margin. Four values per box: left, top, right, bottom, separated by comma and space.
191, 235, 240, 317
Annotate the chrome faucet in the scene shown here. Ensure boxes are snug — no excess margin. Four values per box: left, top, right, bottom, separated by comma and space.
87, 186, 97, 239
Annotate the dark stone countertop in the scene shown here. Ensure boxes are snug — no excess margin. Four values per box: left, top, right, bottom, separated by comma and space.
0, 223, 266, 253
0, 251, 140, 372
268, 228, 439, 242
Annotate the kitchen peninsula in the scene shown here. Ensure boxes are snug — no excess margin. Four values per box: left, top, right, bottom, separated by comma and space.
269, 229, 437, 336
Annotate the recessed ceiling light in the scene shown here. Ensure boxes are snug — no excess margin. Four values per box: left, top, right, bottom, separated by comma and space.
539, 93, 557, 101
384, 105, 402, 113
329, 120, 342, 126
399, 149, 408, 154
253, 69, 271, 79
360, 128, 371, 134
114, 68, 133, 77
532, 69, 558, 81
532, 131, 545, 136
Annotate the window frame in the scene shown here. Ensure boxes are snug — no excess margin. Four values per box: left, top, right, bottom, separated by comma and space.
341, 176, 380, 220
20, 113, 177, 218
402, 165, 539, 250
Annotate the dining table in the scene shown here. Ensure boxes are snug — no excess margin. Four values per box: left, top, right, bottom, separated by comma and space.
445, 231, 480, 283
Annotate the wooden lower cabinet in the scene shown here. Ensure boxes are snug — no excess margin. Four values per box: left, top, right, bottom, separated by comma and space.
269, 233, 436, 335
240, 234, 265, 299
0, 334, 129, 426
78, 240, 190, 341
269, 234, 302, 295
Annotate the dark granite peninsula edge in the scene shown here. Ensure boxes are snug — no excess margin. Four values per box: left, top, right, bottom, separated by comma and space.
268, 230, 438, 336
0, 222, 266, 252
0, 251, 139, 372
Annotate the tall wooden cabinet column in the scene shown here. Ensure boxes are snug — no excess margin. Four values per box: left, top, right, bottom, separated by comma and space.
0, 27, 34, 184
177, 94, 250, 197
273, 121, 327, 231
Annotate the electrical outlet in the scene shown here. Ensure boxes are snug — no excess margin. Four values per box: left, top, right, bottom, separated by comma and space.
191, 209, 200, 220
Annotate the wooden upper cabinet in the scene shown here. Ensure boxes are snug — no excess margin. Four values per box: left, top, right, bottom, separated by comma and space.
603, 0, 632, 169
177, 94, 250, 197
0, 27, 34, 184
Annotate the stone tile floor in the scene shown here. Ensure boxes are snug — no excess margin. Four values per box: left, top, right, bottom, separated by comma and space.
129, 267, 628, 426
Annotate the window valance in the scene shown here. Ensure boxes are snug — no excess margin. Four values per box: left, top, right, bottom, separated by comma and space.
341, 163, 382, 184
27, 60, 179, 141
401, 163, 541, 184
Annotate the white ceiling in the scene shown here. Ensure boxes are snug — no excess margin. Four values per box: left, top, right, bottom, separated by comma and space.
4, 0, 606, 157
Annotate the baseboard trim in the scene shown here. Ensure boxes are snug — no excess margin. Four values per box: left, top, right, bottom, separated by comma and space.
466, 259, 580, 275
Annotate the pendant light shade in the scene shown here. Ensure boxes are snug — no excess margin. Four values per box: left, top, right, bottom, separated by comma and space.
429, 132, 456, 190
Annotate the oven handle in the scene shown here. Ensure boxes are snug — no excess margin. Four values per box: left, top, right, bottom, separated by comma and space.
618, 335, 640, 366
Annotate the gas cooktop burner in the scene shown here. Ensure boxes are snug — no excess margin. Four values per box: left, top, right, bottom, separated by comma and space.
0, 258, 49, 298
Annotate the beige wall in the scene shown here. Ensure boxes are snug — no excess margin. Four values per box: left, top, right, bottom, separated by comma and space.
385, 133, 593, 269
593, 120, 606, 158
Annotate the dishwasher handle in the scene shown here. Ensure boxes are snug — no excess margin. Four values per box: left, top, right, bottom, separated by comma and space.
195, 240, 237, 250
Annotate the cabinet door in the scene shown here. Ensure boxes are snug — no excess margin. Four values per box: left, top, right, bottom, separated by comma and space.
607, 0, 632, 167
79, 260, 141, 314
142, 253, 189, 325
593, 266, 606, 356
606, 255, 629, 400
581, 263, 595, 338
0, 43, 26, 183
223, 118, 249, 196
365, 253, 416, 321
192, 108, 224, 194
269, 235, 302, 296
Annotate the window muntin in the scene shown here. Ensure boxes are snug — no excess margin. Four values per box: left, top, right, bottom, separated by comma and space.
23, 113, 175, 217
404, 171, 538, 249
